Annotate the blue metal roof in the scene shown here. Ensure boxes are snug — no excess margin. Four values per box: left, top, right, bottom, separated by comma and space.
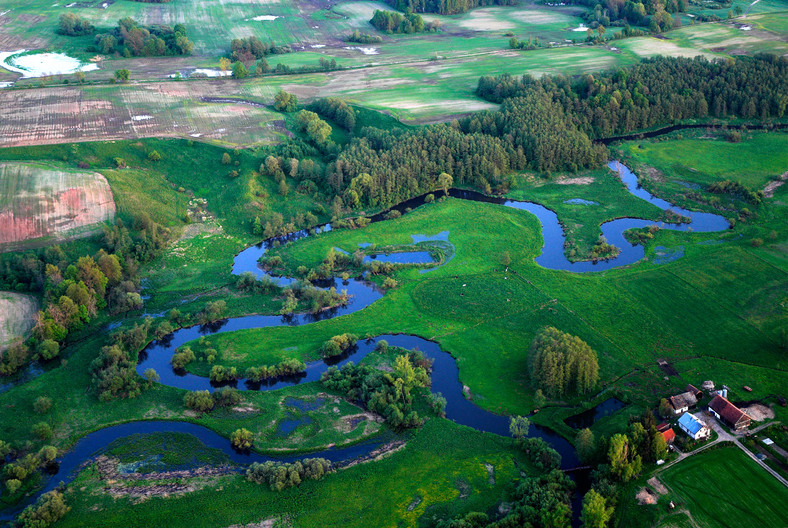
678, 413, 703, 435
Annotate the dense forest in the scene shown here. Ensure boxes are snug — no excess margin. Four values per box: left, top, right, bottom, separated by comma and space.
384, 0, 517, 15
476, 54, 788, 139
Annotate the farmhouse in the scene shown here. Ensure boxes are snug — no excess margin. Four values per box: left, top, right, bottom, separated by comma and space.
708, 395, 751, 432
678, 413, 711, 440
662, 427, 676, 444
669, 391, 698, 414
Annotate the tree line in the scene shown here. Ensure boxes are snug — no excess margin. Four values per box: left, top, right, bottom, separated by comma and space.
383, 0, 517, 15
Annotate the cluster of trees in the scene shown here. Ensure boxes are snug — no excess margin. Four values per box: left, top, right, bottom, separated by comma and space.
346, 30, 383, 44
183, 387, 242, 413
476, 55, 788, 140
92, 18, 193, 56
577, 0, 686, 30
244, 358, 307, 382
708, 180, 763, 204
57, 13, 94, 36
370, 10, 436, 33
384, 0, 516, 15
274, 90, 298, 112
14, 490, 70, 528
528, 327, 599, 398
321, 333, 358, 358
508, 36, 541, 50
322, 351, 431, 429
0, 215, 169, 377
229, 36, 291, 63
89, 319, 153, 401
246, 458, 332, 491
296, 110, 334, 145
310, 98, 357, 131
437, 470, 575, 527
3, 445, 59, 498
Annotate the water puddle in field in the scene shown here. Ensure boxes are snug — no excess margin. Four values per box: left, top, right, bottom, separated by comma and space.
0, 50, 99, 77
362, 251, 435, 264
653, 245, 684, 264
563, 198, 599, 205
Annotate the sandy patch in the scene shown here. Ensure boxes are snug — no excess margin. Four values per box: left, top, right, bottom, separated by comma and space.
556, 176, 594, 185
0, 292, 39, 349
741, 403, 775, 421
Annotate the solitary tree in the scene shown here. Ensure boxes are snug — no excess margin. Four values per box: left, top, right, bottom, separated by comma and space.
114, 69, 130, 82
219, 57, 231, 72
232, 61, 248, 79
509, 415, 530, 439
437, 172, 453, 196
231, 428, 254, 450
576, 428, 596, 463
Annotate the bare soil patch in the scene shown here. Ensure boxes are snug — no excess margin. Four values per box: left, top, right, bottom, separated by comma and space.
648, 477, 668, 495
636, 486, 658, 505
0, 292, 39, 350
741, 403, 774, 421
555, 176, 594, 185
763, 171, 788, 198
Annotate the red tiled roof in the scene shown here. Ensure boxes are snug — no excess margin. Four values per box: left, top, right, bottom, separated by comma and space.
657, 422, 671, 433
709, 395, 751, 426
662, 428, 676, 443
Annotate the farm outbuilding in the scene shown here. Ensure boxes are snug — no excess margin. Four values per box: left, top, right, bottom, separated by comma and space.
669, 391, 698, 414
708, 395, 751, 432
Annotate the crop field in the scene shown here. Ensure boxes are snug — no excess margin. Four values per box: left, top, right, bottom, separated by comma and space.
0, 82, 286, 147
660, 444, 788, 528
0, 291, 39, 350
0, 161, 115, 249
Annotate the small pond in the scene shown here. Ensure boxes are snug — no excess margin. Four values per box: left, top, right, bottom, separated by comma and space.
564, 397, 627, 429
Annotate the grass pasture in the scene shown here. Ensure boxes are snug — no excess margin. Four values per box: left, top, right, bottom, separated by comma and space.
660, 444, 788, 528
0, 292, 39, 350
0, 161, 115, 250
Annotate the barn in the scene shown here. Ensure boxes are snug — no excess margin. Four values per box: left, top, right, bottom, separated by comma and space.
708, 395, 751, 432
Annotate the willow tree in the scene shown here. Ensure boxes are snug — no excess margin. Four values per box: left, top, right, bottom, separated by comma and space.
528, 327, 599, 397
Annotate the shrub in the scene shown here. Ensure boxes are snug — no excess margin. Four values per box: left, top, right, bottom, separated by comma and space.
246, 458, 331, 490
32, 422, 53, 441
184, 390, 214, 412
321, 333, 358, 358
231, 428, 254, 450
171, 347, 195, 369
16, 490, 70, 528
213, 387, 242, 407
33, 396, 53, 415
210, 365, 239, 383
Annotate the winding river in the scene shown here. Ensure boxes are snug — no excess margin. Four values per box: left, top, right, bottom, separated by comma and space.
3, 161, 730, 521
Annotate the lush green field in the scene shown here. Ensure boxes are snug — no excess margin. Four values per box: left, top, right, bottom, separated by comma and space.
621, 131, 788, 191
660, 444, 788, 528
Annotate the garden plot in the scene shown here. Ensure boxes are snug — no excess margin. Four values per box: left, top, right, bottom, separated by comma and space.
0, 292, 39, 350
0, 162, 115, 249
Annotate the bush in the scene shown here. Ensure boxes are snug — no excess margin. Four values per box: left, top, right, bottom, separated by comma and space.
32, 422, 53, 441
321, 333, 358, 358
213, 387, 242, 407
210, 365, 239, 383
33, 396, 53, 415
184, 390, 215, 412
231, 428, 254, 450
171, 347, 195, 369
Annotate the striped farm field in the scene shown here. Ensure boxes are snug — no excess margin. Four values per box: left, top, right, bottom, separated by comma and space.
0, 162, 115, 250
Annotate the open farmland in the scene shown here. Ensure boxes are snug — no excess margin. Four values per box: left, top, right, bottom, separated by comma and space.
0, 291, 38, 349
0, 162, 115, 249
660, 445, 788, 528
